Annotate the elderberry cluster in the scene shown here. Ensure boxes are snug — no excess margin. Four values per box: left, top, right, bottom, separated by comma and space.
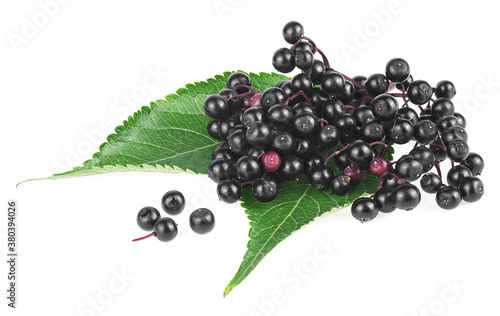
204, 21, 485, 222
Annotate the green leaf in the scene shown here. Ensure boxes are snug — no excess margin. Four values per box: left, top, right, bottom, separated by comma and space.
24, 70, 394, 298
22, 71, 289, 183
223, 145, 394, 296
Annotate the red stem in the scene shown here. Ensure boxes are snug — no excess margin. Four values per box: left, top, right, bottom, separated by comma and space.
132, 232, 155, 242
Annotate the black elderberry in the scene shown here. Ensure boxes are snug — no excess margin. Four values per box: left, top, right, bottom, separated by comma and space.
252, 177, 279, 202
420, 173, 442, 194
435, 186, 461, 210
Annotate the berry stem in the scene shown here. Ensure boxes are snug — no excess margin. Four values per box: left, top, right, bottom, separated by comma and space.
380, 139, 391, 158
432, 142, 446, 149
132, 233, 155, 242
285, 91, 312, 105
388, 172, 405, 184
348, 96, 370, 107
369, 141, 388, 148
434, 161, 442, 179
233, 85, 255, 93
451, 160, 455, 168
343, 105, 356, 112
227, 91, 255, 101
323, 144, 350, 165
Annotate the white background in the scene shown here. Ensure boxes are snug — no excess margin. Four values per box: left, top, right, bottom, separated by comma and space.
1, 0, 499, 315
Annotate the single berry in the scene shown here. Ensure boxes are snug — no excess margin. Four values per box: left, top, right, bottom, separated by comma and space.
204, 94, 230, 119
369, 157, 391, 177
283, 21, 304, 44
344, 165, 364, 185
407, 80, 433, 105
322, 72, 346, 95
351, 198, 379, 223
291, 73, 313, 94
267, 104, 292, 128
291, 112, 319, 138
137, 206, 161, 231
420, 173, 442, 194
246, 121, 273, 147
276, 155, 304, 182
371, 94, 399, 121
435, 186, 462, 210
272, 48, 295, 73
332, 113, 357, 133
388, 118, 414, 144
212, 147, 237, 161
236, 156, 263, 181
252, 177, 279, 202
271, 131, 295, 155
189, 208, 215, 234
353, 105, 376, 126
393, 183, 421, 210
413, 120, 438, 145
458, 177, 484, 203
435, 80, 456, 99
228, 130, 250, 156
241, 107, 266, 127
431, 98, 455, 120
227, 72, 251, 93
446, 165, 472, 188
294, 138, 314, 159
359, 120, 386, 143
261, 151, 282, 173
436, 115, 460, 133
330, 175, 352, 195
365, 73, 390, 96
317, 125, 340, 149
161, 190, 186, 215
395, 155, 423, 182
217, 179, 241, 203
373, 188, 396, 213
461, 153, 484, 176
294, 49, 314, 70
446, 139, 469, 162
208, 158, 236, 183
261, 87, 286, 110
385, 58, 410, 82
321, 99, 344, 122
308, 165, 334, 190
207, 119, 222, 140
133, 217, 178, 242
347, 140, 373, 166
311, 59, 325, 84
